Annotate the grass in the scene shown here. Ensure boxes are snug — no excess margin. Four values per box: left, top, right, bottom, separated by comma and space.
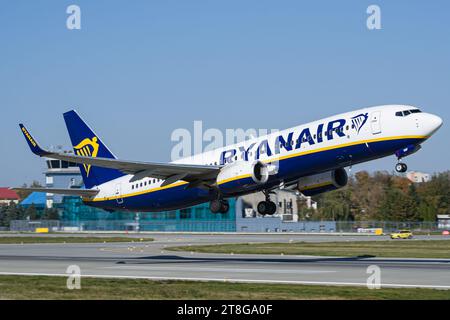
0, 275, 448, 299
0, 237, 153, 244
167, 240, 450, 259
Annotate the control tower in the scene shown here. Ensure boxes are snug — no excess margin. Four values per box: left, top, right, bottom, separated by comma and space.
44, 151, 83, 208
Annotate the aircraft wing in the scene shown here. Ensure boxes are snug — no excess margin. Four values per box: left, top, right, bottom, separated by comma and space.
19, 124, 221, 186
11, 187, 99, 197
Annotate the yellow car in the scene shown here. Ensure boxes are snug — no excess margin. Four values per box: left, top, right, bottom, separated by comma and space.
390, 230, 413, 239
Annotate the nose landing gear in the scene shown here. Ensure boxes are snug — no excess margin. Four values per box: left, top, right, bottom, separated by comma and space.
257, 190, 277, 215
395, 162, 408, 173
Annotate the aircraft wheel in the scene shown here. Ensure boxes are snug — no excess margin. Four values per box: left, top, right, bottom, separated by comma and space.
395, 163, 407, 173
257, 201, 269, 215
267, 201, 277, 215
219, 200, 230, 214
209, 200, 222, 214
257, 201, 277, 215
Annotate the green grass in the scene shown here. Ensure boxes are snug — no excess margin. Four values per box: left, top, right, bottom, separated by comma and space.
0, 237, 153, 244
167, 240, 450, 259
0, 275, 448, 299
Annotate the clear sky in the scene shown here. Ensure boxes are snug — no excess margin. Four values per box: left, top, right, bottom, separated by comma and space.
0, 0, 449, 186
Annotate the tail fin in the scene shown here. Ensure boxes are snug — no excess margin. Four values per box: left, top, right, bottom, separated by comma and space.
63, 110, 124, 188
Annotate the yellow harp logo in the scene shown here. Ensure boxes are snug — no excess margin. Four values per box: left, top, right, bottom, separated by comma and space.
74, 137, 99, 177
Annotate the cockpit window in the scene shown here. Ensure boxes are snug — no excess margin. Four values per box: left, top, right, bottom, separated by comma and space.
395, 109, 422, 117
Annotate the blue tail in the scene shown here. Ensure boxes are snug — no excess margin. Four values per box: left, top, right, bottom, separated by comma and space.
63, 110, 125, 189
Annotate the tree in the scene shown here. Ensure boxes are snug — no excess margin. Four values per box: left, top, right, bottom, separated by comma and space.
309, 170, 450, 222
15, 181, 42, 200
24, 204, 39, 220
42, 208, 59, 220
3, 203, 25, 227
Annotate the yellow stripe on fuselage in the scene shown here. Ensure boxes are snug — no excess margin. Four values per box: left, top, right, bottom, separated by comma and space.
85, 181, 189, 202
84, 135, 428, 203
217, 174, 252, 185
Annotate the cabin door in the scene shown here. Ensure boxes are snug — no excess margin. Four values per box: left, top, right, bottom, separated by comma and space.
370, 111, 382, 134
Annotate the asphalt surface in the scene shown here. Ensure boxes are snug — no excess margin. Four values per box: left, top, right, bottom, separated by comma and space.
0, 233, 449, 289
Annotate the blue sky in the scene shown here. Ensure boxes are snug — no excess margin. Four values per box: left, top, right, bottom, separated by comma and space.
0, 0, 449, 186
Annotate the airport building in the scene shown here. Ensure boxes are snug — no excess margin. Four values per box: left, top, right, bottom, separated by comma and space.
19, 156, 335, 232
0, 188, 19, 205
406, 171, 432, 183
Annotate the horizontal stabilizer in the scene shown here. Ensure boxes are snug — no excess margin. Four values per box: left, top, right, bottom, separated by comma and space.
11, 187, 99, 197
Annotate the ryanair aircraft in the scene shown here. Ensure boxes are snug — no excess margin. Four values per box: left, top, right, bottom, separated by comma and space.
15, 105, 442, 215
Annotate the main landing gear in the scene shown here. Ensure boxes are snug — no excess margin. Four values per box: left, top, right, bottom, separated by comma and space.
210, 199, 229, 214
257, 190, 277, 216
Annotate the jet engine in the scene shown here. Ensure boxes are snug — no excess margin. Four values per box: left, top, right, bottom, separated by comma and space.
297, 168, 348, 196
217, 161, 270, 194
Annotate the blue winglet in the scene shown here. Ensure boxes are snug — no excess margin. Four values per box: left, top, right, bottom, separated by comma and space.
19, 124, 49, 156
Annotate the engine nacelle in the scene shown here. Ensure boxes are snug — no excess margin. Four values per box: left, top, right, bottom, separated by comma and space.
297, 168, 348, 196
217, 161, 269, 194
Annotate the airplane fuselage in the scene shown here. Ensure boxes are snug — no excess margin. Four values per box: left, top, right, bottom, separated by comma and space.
83, 104, 442, 212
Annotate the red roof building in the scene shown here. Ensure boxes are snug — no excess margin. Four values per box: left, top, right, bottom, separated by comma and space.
0, 188, 20, 204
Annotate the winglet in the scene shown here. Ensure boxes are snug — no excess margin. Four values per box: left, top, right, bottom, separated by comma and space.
19, 124, 49, 156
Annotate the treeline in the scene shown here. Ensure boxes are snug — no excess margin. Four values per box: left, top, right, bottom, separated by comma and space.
0, 203, 59, 228
302, 171, 450, 221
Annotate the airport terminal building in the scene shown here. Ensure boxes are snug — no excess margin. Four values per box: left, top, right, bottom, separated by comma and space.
19, 157, 335, 233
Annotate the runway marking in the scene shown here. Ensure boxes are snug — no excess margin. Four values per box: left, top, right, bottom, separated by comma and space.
102, 265, 337, 274
0, 271, 448, 289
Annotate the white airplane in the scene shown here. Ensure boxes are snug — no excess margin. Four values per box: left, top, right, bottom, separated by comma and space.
15, 105, 442, 215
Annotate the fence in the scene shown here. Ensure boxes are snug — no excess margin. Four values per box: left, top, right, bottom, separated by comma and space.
10, 220, 60, 232
335, 221, 439, 233
7, 219, 440, 233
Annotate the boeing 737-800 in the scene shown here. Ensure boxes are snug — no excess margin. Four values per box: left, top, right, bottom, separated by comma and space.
14, 105, 442, 215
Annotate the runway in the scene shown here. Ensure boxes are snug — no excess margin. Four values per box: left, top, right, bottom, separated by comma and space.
0, 233, 449, 289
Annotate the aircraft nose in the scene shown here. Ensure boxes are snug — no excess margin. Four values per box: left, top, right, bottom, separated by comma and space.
425, 113, 443, 135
